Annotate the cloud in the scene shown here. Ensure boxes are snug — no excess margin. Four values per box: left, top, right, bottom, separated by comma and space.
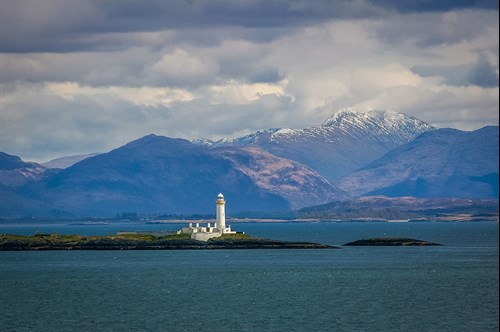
371, 0, 498, 13
0, 49, 157, 86
2, 0, 495, 53
0, 1, 498, 161
411, 64, 470, 86
412, 54, 499, 88
466, 53, 499, 88
144, 48, 220, 87
208, 80, 287, 105
43, 82, 195, 107
351, 84, 499, 130
0, 82, 165, 160
372, 9, 498, 47
0, 80, 293, 161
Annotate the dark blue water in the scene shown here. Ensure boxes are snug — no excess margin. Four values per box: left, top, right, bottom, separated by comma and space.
1, 222, 498, 331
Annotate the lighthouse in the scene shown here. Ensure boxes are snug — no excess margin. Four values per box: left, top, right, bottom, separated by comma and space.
178, 193, 236, 241
216, 193, 226, 232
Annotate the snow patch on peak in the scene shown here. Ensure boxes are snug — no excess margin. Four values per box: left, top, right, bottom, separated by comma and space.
322, 108, 399, 127
214, 128, 280, 146
322, 109, 432, 132
274, 128, 296, 135
190, 138, 214, 146
318, 108, 435, 146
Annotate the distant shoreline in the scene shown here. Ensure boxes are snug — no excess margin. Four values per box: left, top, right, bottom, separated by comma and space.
0, 216, 498, 226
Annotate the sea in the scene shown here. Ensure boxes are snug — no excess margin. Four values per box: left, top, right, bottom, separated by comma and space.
0, 221, 498, 332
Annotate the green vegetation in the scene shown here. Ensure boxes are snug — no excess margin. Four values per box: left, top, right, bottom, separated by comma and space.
0, 231, 228, 249
217, 233, 252, 240
206, 232, 255, 244
161, 233, 191, 240
0, 232, 194, 245
110, 233, 157, 241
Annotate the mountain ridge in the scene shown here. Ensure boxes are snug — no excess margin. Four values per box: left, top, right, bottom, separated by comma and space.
214, 146, 345, 209
0, 109, 497, 219
208, 109, 434, 181
0, 152, 51, 187
338, 126, 499, 198
1, 135, 342, 218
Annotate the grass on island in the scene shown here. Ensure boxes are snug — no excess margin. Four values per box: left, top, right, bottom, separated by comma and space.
1, 231, 336, 250
210, 233, 253, 241
1, 231, 253, 245
0, 230, 266, 251
0, 232, 194, 246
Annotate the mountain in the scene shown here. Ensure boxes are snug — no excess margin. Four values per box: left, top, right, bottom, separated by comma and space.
0, 152, 59, 218
1, 111, 497, 219
338, 126, 499, 198
213, 147, 345, 209
9, 135, 339, 218
42, 153, 101, 169
211, 109, 434, 181
0, 152, 51, 187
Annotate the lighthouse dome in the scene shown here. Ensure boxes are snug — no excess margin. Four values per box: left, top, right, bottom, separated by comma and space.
217, 193, 224, 198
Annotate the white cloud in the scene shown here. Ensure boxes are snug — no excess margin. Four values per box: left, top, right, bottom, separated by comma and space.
144, 48, 220, 86
353, 84, 499, 130
209, 80, 287, 105
44, 82, 195, 107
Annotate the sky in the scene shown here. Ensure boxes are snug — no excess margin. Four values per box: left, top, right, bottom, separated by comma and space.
0, 0, 498, 162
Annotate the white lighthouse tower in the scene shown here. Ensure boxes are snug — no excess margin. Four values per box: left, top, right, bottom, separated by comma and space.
178, 192, 236, 241
216, 193, 226, 232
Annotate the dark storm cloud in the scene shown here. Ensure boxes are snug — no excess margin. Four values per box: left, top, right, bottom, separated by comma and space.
412, 54, 499, 88
0, 0, 309, 52
0, 0, 367, 52
371, 0, 498, 13
466, 54, 499, 88
411, 64, 470, 86
2, 0, 495, 53
373, 8, 498, 47
247, 68, 283, 84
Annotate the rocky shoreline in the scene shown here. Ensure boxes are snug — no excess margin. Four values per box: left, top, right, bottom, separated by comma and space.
0, 233, 337, 250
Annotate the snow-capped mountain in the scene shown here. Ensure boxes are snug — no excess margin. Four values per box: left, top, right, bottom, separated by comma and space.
321, 109, 433, 144
1, 113, 497, 218
211, 109, 434, 181
212, 128, 282, 146
189, 138, 215, 146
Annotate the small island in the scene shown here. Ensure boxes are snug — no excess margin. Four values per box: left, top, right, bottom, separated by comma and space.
0, 194, 338, 251
0, 232, 337, 251
343, 237, 442, 246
